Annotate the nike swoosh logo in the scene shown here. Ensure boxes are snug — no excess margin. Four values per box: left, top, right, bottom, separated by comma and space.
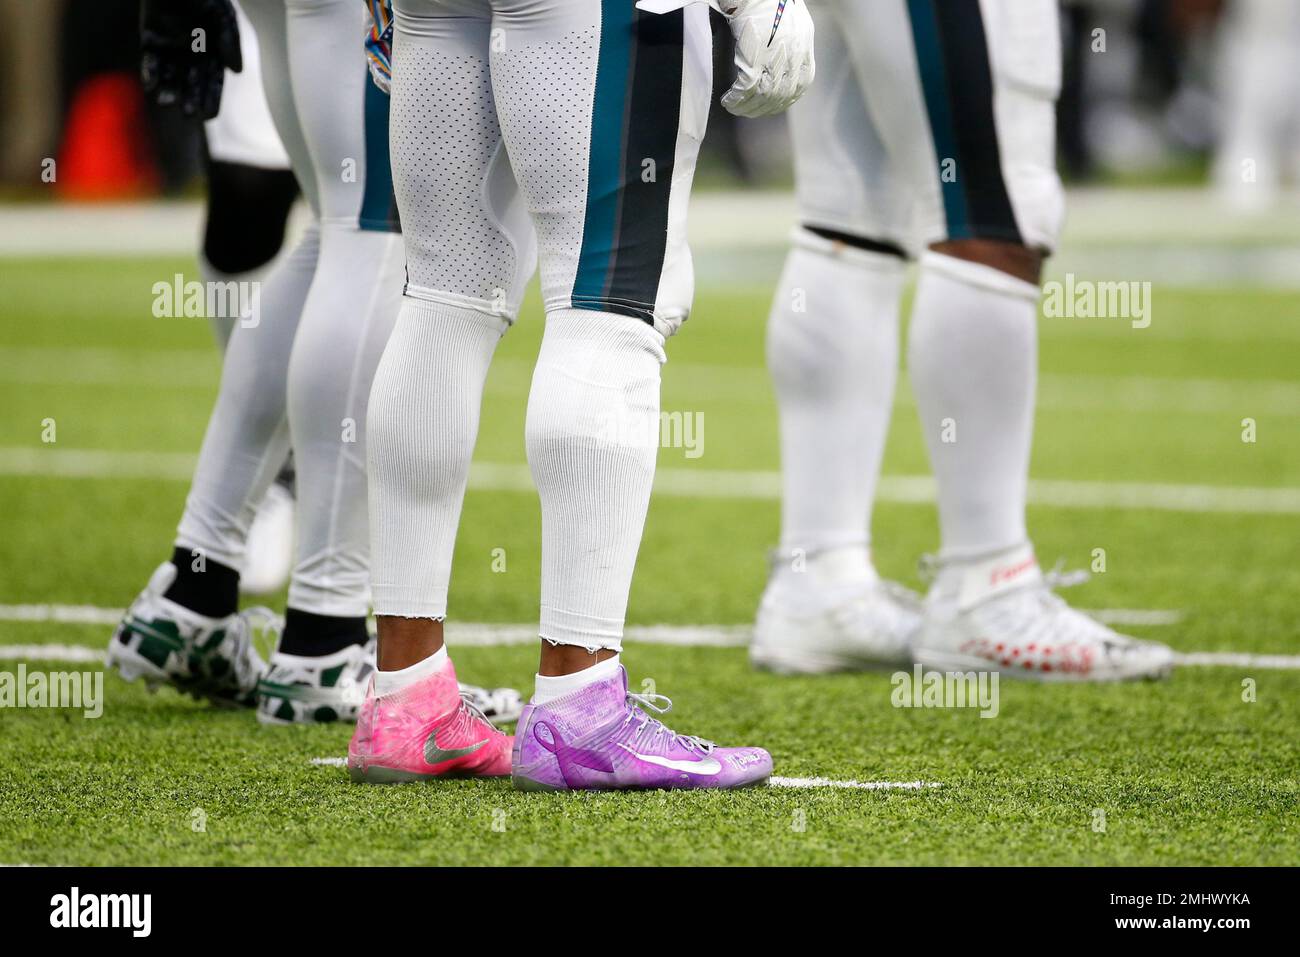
424, 732, 487, 766
767, 0, 789, 47
617, 744, 722, 775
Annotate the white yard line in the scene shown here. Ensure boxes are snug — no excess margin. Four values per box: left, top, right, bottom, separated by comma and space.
0, 447, 198, 481
0, 604, 124, 626
5, 608, 1300, 670
1090, 609, 1182, 626
11, 346, 1300, 416
0, 607, 757, 646
9, 642, 1296, 670
11, 191, 1300, 290
5, 446, 1300, 515
0, 606, 1176, 642
769, 777, 942, 791
1173, 652, 1300, 669
448, 622, 755, 647
0, 645, 102, 663
306, 757, 942, 790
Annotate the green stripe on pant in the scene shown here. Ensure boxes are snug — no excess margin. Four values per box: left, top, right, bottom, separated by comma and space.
573, 1, 684, 323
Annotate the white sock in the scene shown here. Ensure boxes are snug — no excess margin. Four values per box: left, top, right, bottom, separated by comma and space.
768, 230, 905, 565
526, 309, 665, 652
533, 653, 622, 705
907, 251, 1039, 558
769, 545, 879, 597
373, 644, 449, 697
367, 297, 508, 617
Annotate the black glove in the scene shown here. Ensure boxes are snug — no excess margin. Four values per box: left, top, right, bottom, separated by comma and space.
140, 0, 243, 121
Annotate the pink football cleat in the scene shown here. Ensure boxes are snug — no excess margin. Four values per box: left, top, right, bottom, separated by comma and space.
348, 656, 512, 783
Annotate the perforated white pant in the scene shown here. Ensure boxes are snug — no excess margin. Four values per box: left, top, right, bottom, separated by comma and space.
368, 0, 712, 646
790, 0, 1064, 253
388, 0, 711, 334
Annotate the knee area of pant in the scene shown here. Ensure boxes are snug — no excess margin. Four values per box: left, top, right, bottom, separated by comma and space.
793, 224, 910, 272
203, 162, 298, 274
919, 247, 1043, 302
539, 308, 666, 366
927, 239, 1045, 287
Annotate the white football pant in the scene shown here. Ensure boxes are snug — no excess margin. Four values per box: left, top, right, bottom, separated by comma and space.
177, 0, 405, 617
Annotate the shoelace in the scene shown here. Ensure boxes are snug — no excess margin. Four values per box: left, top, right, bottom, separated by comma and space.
222, 606, 277, 691
239, 606, 281, 657
434, 692, 501, 747
1043, 558, 1090, 589
1015, 562, 1137, 649
855, 578, 923, 633
457, 690, 494, 726
983, 587, 1136, 656
624, 692, 715, 754
880, 578, 923, 609
919, 555, 1138, 655
459, 684, 521, 722
918, 553, 1090, 591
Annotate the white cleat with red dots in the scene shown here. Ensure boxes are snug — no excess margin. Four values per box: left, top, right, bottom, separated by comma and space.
912, 543, 1174, 682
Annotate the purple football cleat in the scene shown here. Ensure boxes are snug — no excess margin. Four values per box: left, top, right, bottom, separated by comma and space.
512, 665, 772, 791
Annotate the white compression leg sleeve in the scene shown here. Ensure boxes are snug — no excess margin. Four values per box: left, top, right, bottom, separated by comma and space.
527, 309, 666, 653
907, 251, 1040, 558
285, 227, 406, 617
365, 4, 532, 621
767, 232, 905, 559
367, 298, 508, 618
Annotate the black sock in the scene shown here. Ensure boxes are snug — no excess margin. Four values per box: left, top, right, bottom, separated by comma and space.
163, 546, 240, 618
278, 608, 370, 658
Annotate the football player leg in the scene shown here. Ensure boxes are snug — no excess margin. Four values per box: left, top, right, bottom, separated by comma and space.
498, 0, 771, 790
201, 0, 297, 350
106, 228, 316, 706
111, 0, 509, 718
354, 0, 770, 789
109, 0, 323, 706
201, 0, 299, 597
231, 0, 519, 726
250, 0, 406, 725
350, 0, 528, 779
854, 0, 1172, 680
754, 13, 920, 675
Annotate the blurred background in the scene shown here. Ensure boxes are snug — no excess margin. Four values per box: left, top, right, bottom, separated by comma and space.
3, 0, 1300, 200
5, 0, 1300, 291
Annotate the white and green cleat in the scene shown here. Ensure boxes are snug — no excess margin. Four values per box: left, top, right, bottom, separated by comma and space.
257, 636, 524, 726
107, 562, 270, 707
257, 641, 375, 725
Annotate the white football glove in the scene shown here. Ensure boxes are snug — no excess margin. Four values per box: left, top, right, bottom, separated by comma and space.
636, 0, 815, 118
